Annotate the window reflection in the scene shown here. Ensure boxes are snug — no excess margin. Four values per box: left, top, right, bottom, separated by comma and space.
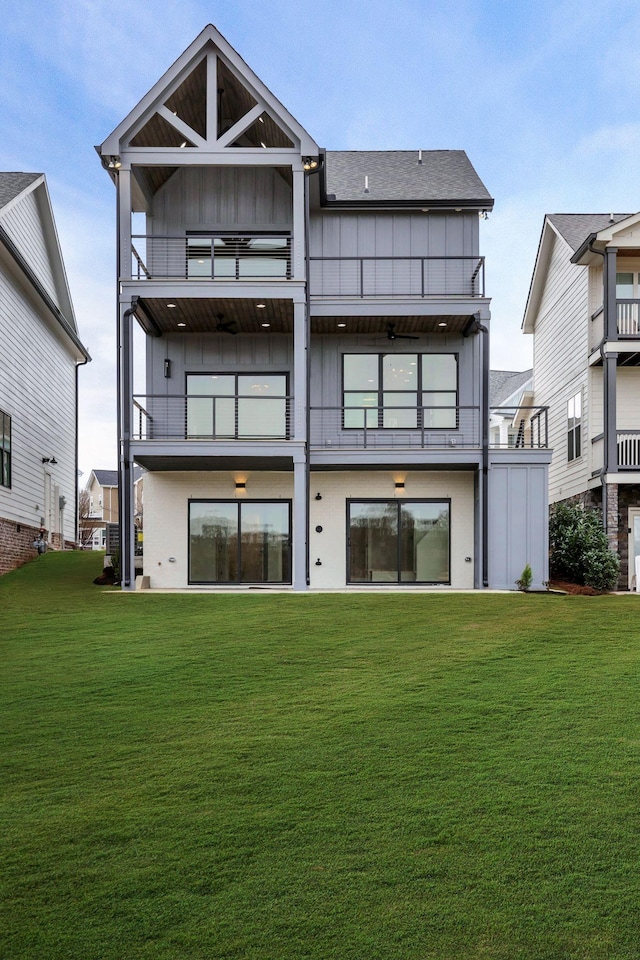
189, 501, 291, 583
348, 500, 450, 583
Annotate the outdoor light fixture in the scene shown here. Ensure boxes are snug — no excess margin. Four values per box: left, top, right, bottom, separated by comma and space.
107, 156, 122, 169
256, 302, 266, 309
303, 156, 320, 171
167, 302, 176, 308
235, 480, 246, 490
395, 481, 405, 491
42, 456, 58, 465
177, 321, 186, 327
315, 492, 322, 500
164, 358, 172, 378
261, 322, 270, 328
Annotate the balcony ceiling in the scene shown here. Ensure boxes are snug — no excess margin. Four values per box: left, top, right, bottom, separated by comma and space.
137, 298, 474, 336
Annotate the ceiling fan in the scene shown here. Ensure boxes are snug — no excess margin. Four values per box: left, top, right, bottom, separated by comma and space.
374, 322, 419, 341
215, 313, 238, 335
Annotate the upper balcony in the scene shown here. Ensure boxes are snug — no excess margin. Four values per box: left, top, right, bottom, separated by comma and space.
127, 233, 485, 302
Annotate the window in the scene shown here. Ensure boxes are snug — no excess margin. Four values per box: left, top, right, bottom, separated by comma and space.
189, 500, 291, 584
343, 354, 458, 429
0, 409, 11, 488
567, 391, 582, 461
186, 373, 289, 439
347, 500, 450, 584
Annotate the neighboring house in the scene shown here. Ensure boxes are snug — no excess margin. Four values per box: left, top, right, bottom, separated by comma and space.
523, 212, 640, 588
80, 467, 144, 550
0, 173, 90, 575
98, 23, 551, 591
489, 369, 533, 449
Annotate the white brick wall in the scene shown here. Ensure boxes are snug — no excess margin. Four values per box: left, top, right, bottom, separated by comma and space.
144, 468, 475, 590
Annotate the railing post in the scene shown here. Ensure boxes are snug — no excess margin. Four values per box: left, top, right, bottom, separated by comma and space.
360, 259, 364, 298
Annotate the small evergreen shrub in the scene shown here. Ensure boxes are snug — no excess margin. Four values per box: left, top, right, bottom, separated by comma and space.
549, 503, 620, 590
516, 563, 533, 591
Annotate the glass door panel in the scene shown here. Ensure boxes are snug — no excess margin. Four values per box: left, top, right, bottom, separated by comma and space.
349, 502, 399, 582
240, 502, 290, 583
400, 502, 449, 583
189, 502, 238, 582
628, 508, 640, 590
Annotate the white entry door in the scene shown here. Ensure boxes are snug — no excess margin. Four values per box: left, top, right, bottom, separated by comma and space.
628, 508, 640, 590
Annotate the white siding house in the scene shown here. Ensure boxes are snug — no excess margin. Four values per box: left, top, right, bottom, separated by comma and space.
0, 173, 89, 574
99, 23, 551, 591
523, 212, 640, 588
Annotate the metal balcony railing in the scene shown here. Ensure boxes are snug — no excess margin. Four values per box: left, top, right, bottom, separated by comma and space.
310, 405, 482, 449
130, 234, 292, 281
308, 256, 485, 298
133, 395, 293, 441
489, 406, 549, 450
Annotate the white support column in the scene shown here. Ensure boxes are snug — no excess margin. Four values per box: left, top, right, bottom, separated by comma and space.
292, 169, 306, 281
117, 168, 132, 281
292, 455, 308, 591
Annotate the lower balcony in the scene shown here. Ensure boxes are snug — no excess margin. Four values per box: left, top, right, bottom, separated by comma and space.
591, 431, 640, 474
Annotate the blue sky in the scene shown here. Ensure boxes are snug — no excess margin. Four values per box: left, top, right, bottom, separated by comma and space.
2, 0, 640, 475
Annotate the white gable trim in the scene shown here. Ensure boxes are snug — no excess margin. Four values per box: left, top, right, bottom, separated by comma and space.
522, 217, 574, 333
101, 25, 318, 157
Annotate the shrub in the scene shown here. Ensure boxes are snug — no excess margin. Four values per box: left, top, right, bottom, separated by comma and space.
549, 503, 620, 590
516, 563, 533, 591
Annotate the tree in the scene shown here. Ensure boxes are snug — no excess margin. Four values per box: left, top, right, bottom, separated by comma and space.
78, 488, 100, 549
549, 503, 620, 590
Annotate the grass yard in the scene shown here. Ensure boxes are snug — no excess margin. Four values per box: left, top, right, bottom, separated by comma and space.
2, 553, 640, 960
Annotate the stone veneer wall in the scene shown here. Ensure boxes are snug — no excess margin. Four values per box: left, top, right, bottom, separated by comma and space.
0, 518, 76, 576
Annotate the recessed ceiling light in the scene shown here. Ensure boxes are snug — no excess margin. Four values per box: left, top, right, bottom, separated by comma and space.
256, 303, 266, 309
177, 322, 186, 327
337, 322, 346, 328
167, 303, 176, 308
438, 322, 447, 327
261, 322, 271, 328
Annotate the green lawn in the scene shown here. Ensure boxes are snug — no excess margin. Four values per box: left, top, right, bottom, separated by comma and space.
2, 552, 640, 960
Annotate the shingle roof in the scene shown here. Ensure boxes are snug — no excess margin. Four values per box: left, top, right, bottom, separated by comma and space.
547, 213, 632, 252
92, 467, 143, 487
490, 369, 532, 407
323, 151, 493, 205
0, 172, 41, 210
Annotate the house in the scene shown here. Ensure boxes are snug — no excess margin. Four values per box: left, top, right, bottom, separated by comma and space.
489, 369, 533, 449
523, 212, 640, 588
0, 173, 89, 575
80, 467, 144, 550
98, 23, 551, 591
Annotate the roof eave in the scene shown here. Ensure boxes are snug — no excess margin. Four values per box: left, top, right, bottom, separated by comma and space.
319, 196, 494, 210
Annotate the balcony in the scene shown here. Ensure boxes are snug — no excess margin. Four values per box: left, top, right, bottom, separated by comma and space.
309, 256, 485, 298
130, 234, 292, 281
133, 393, 292, 441
618, 432, 640, 469
617, 300, 640, 336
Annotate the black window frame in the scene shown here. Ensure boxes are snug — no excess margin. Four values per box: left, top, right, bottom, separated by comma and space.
0, 409, 11, 489
346, 498, 451, 585
188, 498, 293, 585
341, 352, 459, 430
185, 371, 290, 440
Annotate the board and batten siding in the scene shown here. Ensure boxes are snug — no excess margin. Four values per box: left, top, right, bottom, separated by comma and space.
0, 262, 77, 543
149, 167, 293, 234
531, 230, 590, 502
308, 212, 479, 259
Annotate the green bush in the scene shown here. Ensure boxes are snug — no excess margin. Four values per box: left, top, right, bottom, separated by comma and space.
515, 563, 533, 591
549, 503, 620, 590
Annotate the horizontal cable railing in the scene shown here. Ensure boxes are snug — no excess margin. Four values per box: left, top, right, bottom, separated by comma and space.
617, 432, 640, 468
308, 256, 485, 298
617, 300, 640, 336
130, 234, 292, 281
489, 406, 549, 449
132, 395, 292, 441
309, 406, 482, 449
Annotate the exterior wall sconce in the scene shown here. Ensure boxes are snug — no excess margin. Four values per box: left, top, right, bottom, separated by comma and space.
235, 480, 246, 490
395, 481, 405, 491
107, 156, 122, 169
42, 456, 58, 465
315, 558, 322, 566
303, 156, 320, 171
164, 358, 172, 378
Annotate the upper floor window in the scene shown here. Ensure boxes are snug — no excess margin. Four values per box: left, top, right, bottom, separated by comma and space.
186, 233, 290, 280
186, 373, 289, 439
0, 409, 11, 488
343, 354, 458, 429
567, 391, 582, 461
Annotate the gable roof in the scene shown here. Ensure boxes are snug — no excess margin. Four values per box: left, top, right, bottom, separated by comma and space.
100, 24, 318, 158
490, 369, 532, 407
547, 213, 632, 253
90, 467, 143, 488
0, 172, 89, 361
322, 150, 493, 208
0, 172, 41, 210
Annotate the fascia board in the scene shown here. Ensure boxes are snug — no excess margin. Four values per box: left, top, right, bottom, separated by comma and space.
100, 24, 318, 157
594, 211, 640, 243
35, 179, 78, 330
522, 218, 573, 333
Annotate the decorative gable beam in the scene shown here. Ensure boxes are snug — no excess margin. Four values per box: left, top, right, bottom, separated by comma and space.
216, 103, 264, 149
156, 105, 207, 148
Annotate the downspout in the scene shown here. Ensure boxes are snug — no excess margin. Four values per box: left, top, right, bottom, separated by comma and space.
464, 312, 489, 586
588, 239, 608, 519
75, 355, 89, 545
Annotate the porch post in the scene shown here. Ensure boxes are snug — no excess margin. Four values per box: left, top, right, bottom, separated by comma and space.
292, 454, 308, 591
604, 246, 618, 340
117, 168, 132, 281
604, 353, 618, 475
292, 167, 305, 281
118, 300, 135, 589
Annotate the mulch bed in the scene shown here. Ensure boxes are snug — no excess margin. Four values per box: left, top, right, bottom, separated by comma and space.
549, 581, 604, 596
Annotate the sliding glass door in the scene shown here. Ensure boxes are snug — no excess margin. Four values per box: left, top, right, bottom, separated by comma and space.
189, 500, 291, 584
348, 500, 450, 584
